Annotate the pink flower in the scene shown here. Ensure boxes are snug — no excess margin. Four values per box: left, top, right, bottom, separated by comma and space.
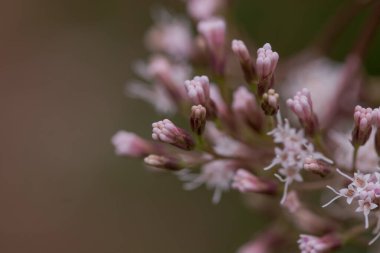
111, 131, 153, 157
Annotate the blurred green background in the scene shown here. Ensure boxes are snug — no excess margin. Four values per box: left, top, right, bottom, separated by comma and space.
0, 0, 379, 252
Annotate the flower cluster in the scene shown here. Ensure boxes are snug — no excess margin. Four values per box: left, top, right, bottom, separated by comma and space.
111, 1, 380, 252
324, 169, 380, 244
265, 115, 331, 203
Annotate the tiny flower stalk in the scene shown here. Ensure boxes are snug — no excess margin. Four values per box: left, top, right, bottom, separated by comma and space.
256, 43, 279, 96
152, 119, 195, 150
144, 154, 182, 171
287, 88, 319, 136
231, 39, 256, 84
197, 17, 226, 75
232, 86, 264, 133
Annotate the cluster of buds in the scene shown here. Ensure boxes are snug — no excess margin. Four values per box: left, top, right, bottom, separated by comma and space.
352, 106, 373, 146
287, 88, 319, 136
112, 0, 380, 252
185, 75, 217, 118
256, 43, 279, 95
152, 119, 195, 150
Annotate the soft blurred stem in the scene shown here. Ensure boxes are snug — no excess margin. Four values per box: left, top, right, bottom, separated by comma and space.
342, 223, 369, 244
314, 132, 328, 155
313, 0, 371, 54
352, 144, 359, 171
196, 134, 205, 150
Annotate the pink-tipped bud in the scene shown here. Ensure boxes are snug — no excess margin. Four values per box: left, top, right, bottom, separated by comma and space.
298, 234, 341, 253
256, 43, 279, 79
186, 0, 224, 21
185, 76, 217, 118
197, 17, 226, 74
237, 230, 283, 253
352, 105, 373, 146
144, 154, 181, 171
152, 119, 195, 150
287, 88, 319, 136
147, 55, 185, 104
261, 89, 279, 116
190, 105, 207, 135
111, 131, 153, 157
304, 157, 333, 177
232, 169, 277, 195
232, 39, 255, 83
255, 43, 279, 96
232, 86, 264, 132
184, 75, 210, 105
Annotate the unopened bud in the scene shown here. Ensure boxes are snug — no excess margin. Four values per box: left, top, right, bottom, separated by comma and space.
190, 105, 207, 135
231, 39, 255, 83
232, 169, 277, 195
111, 130, 153, 157
197, 17, 226, 75
304, 157, 333, 177
287, 88, 319, 136
261, 89, 279, 116
152, 119, 195, 150
352, 105, 372, 146
232, 86, 264, 132
298, 233, 341, 253
256, 43, 279, 95
144, 154, 181, 171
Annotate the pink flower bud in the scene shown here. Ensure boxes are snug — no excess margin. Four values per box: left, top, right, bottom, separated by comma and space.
111, 131, 153, 157
255, 43, 278, 95
152, 119, 195, 150
232, 39, 255, 83
352, 105, 373, 146
146, 55, 186, 104
186, 0, 224, 21
304, 157, 333, 177
232, 86, 264, 132
372, 108, 380, 127
184, 75, 210, 105
197, 17, 226, 74
190, 105, 207, 135
287, 88, 319, 136
232, 169, 277, 194
237, 230, 283, 253
298, 234, 341, 253
261, 89, 279, 116
144, 154, 181, 171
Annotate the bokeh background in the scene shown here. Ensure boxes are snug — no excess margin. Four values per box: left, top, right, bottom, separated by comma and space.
1, 0, 379, 252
